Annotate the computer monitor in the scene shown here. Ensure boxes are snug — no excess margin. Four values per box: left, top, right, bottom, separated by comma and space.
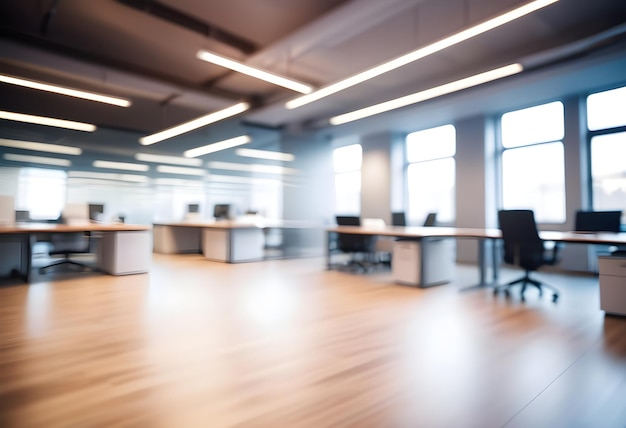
575, 210, 622, 233
187, 203, 200, 214
88, 203, 105, 221
336, 216, 360, 226
392, 212, 406, 226
213, 204, 231, 220
15, 210, 30, 222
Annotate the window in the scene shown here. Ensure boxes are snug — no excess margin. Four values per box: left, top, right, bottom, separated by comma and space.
15, 168, 67, 220
406, 124, 456, 224
500, 101, 565, 223
333, 144, 362, 215
587, 86, 626, 131
587, 86, 626, 223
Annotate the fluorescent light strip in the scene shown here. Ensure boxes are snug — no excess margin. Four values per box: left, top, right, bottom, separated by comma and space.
93, 160, 149, 172
208, 174, 282, 186
3, 153, 71, 167
0, 138, 82, 155
154, 178, 204, 187
330, 64, 523, 125
286, 0, 557, 109
0, 110, 96, 132
184, 135, 251, 158
235, 148, 295, 162
0, 74, 131, 107
139, 102, 249, 145
208, 161, 297, 175
196, 50, 313, 94
156, 165, 206, 176
135, 153, 202, 166
68, 171, 148, 183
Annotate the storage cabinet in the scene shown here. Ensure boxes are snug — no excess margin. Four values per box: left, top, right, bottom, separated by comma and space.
598, 255, 626, 316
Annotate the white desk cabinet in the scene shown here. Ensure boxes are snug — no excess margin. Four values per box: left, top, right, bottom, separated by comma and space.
202, 227, 265, 263
598, 255, 626, 316
98, 230, 151, 275
392, 238, 454, 287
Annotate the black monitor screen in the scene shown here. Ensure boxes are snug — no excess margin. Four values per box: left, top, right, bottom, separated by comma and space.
88, 204, 104, 221
336, 216, 360, 226
214, 204, 231, 220
187, 203, 200, 213
575, 210, 622, 233
392, 212, 406, 226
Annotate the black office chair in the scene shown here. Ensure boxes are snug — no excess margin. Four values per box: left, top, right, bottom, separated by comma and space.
334, 216, 378, 272
494, 210, 560, 302
423, 212, 437, 227
39, 232, 92, 274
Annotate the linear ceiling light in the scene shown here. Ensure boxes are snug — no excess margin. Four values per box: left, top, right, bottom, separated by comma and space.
196, 50, 313, 94
153, 178, 204, 187
135, 153, 202, 166
0, 74, 131, 107
3, 153, 71, 167
286, 0, 558, 109
68, 171, 148, 183
156, 165, 206, 176
139, 102, 249, 145
0, 138, 82, 155
330, 64, 523, 125
93, 160, 149, 172
0, 110, 96, 132
207, 161, 297, 175
184, 135, 251, 158
207, 174, 282, 186
235, 148, 295, 162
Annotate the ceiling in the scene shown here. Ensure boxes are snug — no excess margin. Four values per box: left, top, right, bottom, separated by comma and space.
1, 0, 626, 164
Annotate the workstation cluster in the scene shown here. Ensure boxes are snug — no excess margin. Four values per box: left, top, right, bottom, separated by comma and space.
327, 210, 626, 314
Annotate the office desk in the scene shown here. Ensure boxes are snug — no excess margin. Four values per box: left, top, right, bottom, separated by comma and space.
326, 226, 626, 287
154, 220, 277, 263
0, 222, 152, 282
154, 220, 322, 263
327, 226, 502, 287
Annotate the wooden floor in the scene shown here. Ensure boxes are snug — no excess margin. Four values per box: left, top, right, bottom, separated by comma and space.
1, 254, 625, 428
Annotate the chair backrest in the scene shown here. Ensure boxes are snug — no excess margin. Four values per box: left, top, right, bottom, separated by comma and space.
336, 216, 360, 226
498, 210, 545, 270
423, 212, 437, 227
574, 210, 622, 233
391, 212, 406, 226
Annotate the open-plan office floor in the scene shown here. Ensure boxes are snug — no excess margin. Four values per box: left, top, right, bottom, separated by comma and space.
0, 254, 624, 428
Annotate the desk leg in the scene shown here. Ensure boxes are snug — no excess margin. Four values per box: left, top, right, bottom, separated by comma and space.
25, 233, 33, 283
326, 231, 332, 270
459, 238, 494, 292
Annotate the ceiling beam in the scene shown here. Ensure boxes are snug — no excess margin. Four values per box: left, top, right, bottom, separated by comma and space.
117, 0, 258, 55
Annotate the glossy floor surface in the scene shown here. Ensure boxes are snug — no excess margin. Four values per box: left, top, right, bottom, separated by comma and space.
1, 255, 625, 428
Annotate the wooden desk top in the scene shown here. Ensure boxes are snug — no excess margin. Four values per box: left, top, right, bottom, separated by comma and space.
327, 226, 626, 245
154, 219, 317, 230
0, 222, 151, 234
328, 225, 502, 239
539, 230, 626, 245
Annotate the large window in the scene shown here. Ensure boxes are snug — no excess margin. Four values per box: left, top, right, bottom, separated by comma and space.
16, 168, 67, 220
406, 124, 456, 224
333, 144, 362, 215
587, 86, 626, 224
500, 101, 565, 223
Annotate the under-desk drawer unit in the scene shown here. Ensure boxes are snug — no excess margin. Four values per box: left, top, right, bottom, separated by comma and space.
598, 256, 626, 316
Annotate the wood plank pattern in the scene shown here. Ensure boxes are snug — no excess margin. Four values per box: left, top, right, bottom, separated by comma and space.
1, 256, 625, 427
